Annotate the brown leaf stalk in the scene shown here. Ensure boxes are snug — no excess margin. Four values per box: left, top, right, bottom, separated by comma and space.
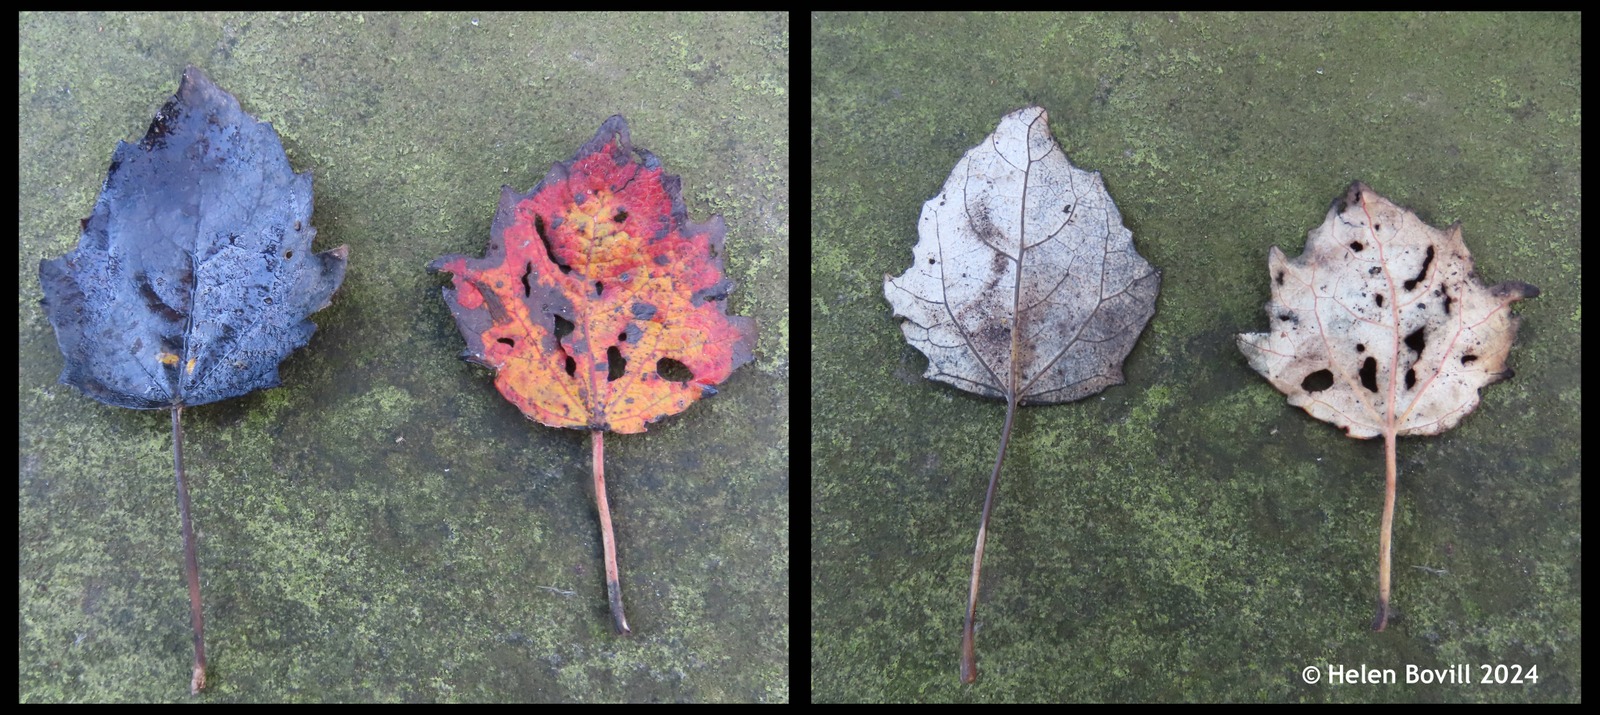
960, 393, 1017, 684
1374, 428, 1397, 631
592, 431, 631, 635
172, 406, 207, 694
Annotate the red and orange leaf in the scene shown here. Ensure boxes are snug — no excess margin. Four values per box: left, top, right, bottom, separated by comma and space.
430, 115, 756, 434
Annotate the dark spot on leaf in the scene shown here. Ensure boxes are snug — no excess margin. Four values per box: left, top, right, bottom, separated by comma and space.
691, 279, 734, 306
1404, 245, 1435, 291
631, 302, 658, 320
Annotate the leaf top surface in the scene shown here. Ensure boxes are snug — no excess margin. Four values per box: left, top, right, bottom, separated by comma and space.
430, 115, 756, 434
39, 66, 348, 410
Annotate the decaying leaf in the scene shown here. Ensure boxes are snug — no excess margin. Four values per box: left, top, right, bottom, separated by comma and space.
884, 106, 1160, 683
39, 66, 348, 694
1237, 181, 1538, 631
431, 115, 756, 635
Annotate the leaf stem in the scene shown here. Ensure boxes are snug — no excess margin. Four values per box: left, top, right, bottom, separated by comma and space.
960, 393, 1018, 684
172, 406, 207, 694
1373, 427, 1397, 631
592, 430, 631, 635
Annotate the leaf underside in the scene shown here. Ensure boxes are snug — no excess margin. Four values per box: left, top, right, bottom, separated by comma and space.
884, 106, 1160, 405
430, 115, 756, 434
39, 65, 348, 410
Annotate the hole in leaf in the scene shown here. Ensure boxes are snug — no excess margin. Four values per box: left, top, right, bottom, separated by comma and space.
595, 281, 604, 296
497, 337, 515, 347
607, 346, 626, 381
618, 332, 628, 342
521, 262, 534, 297
656, 358, 694, 382
928, 258, 936, 265
1359, 357, 1379, 392
553, 315, 575, 340
1375, 293, 1385, 307
564, 355, 576, 376
1462, 354, 1478, 365
1405, 368, 1417, 390
1275, 271, 1284, 286
285, 249, 294, 259
1404, 327, 1426, 356
613, 209, 628, 223
534, 215, 572, 274
1349, 241, 1363, 252
1374, 223, 1382, 231
1356, 343, 1366, 353
1301, 369, 1334, 393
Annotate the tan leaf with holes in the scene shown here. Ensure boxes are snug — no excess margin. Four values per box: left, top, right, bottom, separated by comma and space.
1237, 181, 1538, 630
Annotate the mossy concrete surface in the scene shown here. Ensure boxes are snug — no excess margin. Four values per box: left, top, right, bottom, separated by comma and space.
812, 13, 1577, 702
20, 12, 789, 703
